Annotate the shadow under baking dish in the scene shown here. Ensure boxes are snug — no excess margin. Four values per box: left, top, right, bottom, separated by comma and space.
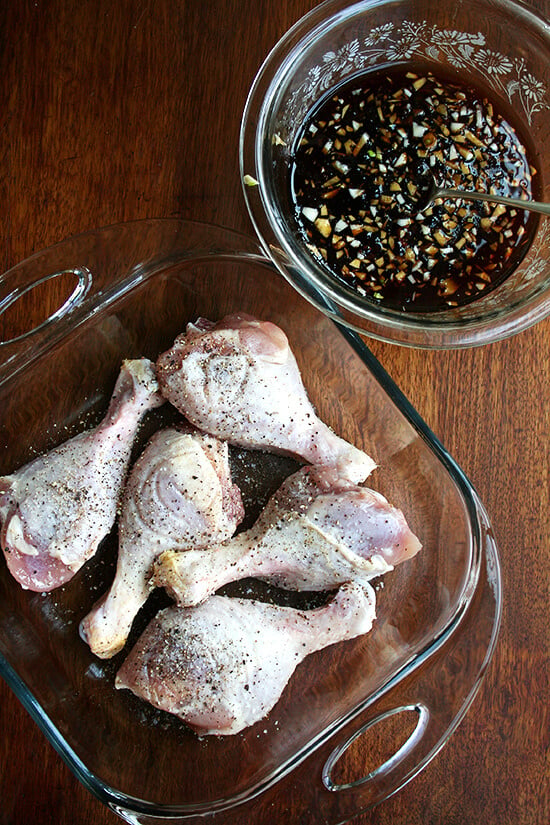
0, 220, 500, 824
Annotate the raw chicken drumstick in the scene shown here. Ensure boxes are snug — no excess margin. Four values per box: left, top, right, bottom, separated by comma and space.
116, 580, 376, 736
0, 359, 164, 592
80, 427, 244, 658
155, 314, 376, 484
153, 465, 421, 606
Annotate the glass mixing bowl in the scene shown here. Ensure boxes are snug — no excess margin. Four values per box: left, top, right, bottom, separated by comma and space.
240, 0, 550, 348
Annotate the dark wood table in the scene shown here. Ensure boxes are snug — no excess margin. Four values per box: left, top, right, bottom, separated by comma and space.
0, 1, 547, 823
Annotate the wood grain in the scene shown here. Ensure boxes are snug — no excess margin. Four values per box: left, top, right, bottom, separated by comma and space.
0, 1, 548, 823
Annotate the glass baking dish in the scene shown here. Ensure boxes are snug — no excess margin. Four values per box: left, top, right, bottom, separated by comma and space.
0, 219, 501, 825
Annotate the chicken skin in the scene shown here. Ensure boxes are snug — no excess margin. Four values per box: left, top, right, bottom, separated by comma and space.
155, 314, 375, 484
115, 580, 376, 735
80, 428, 244, 658
153, 465, 421, 606
0, 359, 163, 592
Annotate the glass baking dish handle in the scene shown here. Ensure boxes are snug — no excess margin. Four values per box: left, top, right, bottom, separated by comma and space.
0, 267, 92, 345
303, 496, 501, 823
0, 219, 270, 388
0, 266, 93, 386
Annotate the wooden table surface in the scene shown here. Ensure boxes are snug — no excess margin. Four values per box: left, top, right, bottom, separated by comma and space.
0, 1, 548, 823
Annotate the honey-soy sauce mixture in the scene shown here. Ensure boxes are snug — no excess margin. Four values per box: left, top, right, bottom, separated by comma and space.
290, 65, 539, 311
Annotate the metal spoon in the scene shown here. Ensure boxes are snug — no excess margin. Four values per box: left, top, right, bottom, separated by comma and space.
420, 179, 550, 217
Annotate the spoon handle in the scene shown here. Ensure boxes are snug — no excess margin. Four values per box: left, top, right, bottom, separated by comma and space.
438, 188, 550, 217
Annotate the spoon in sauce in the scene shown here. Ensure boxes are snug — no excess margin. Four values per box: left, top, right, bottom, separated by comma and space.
417, 176, 550, 217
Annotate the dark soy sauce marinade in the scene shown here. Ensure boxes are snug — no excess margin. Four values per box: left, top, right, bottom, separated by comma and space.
290, 65, 539, 311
